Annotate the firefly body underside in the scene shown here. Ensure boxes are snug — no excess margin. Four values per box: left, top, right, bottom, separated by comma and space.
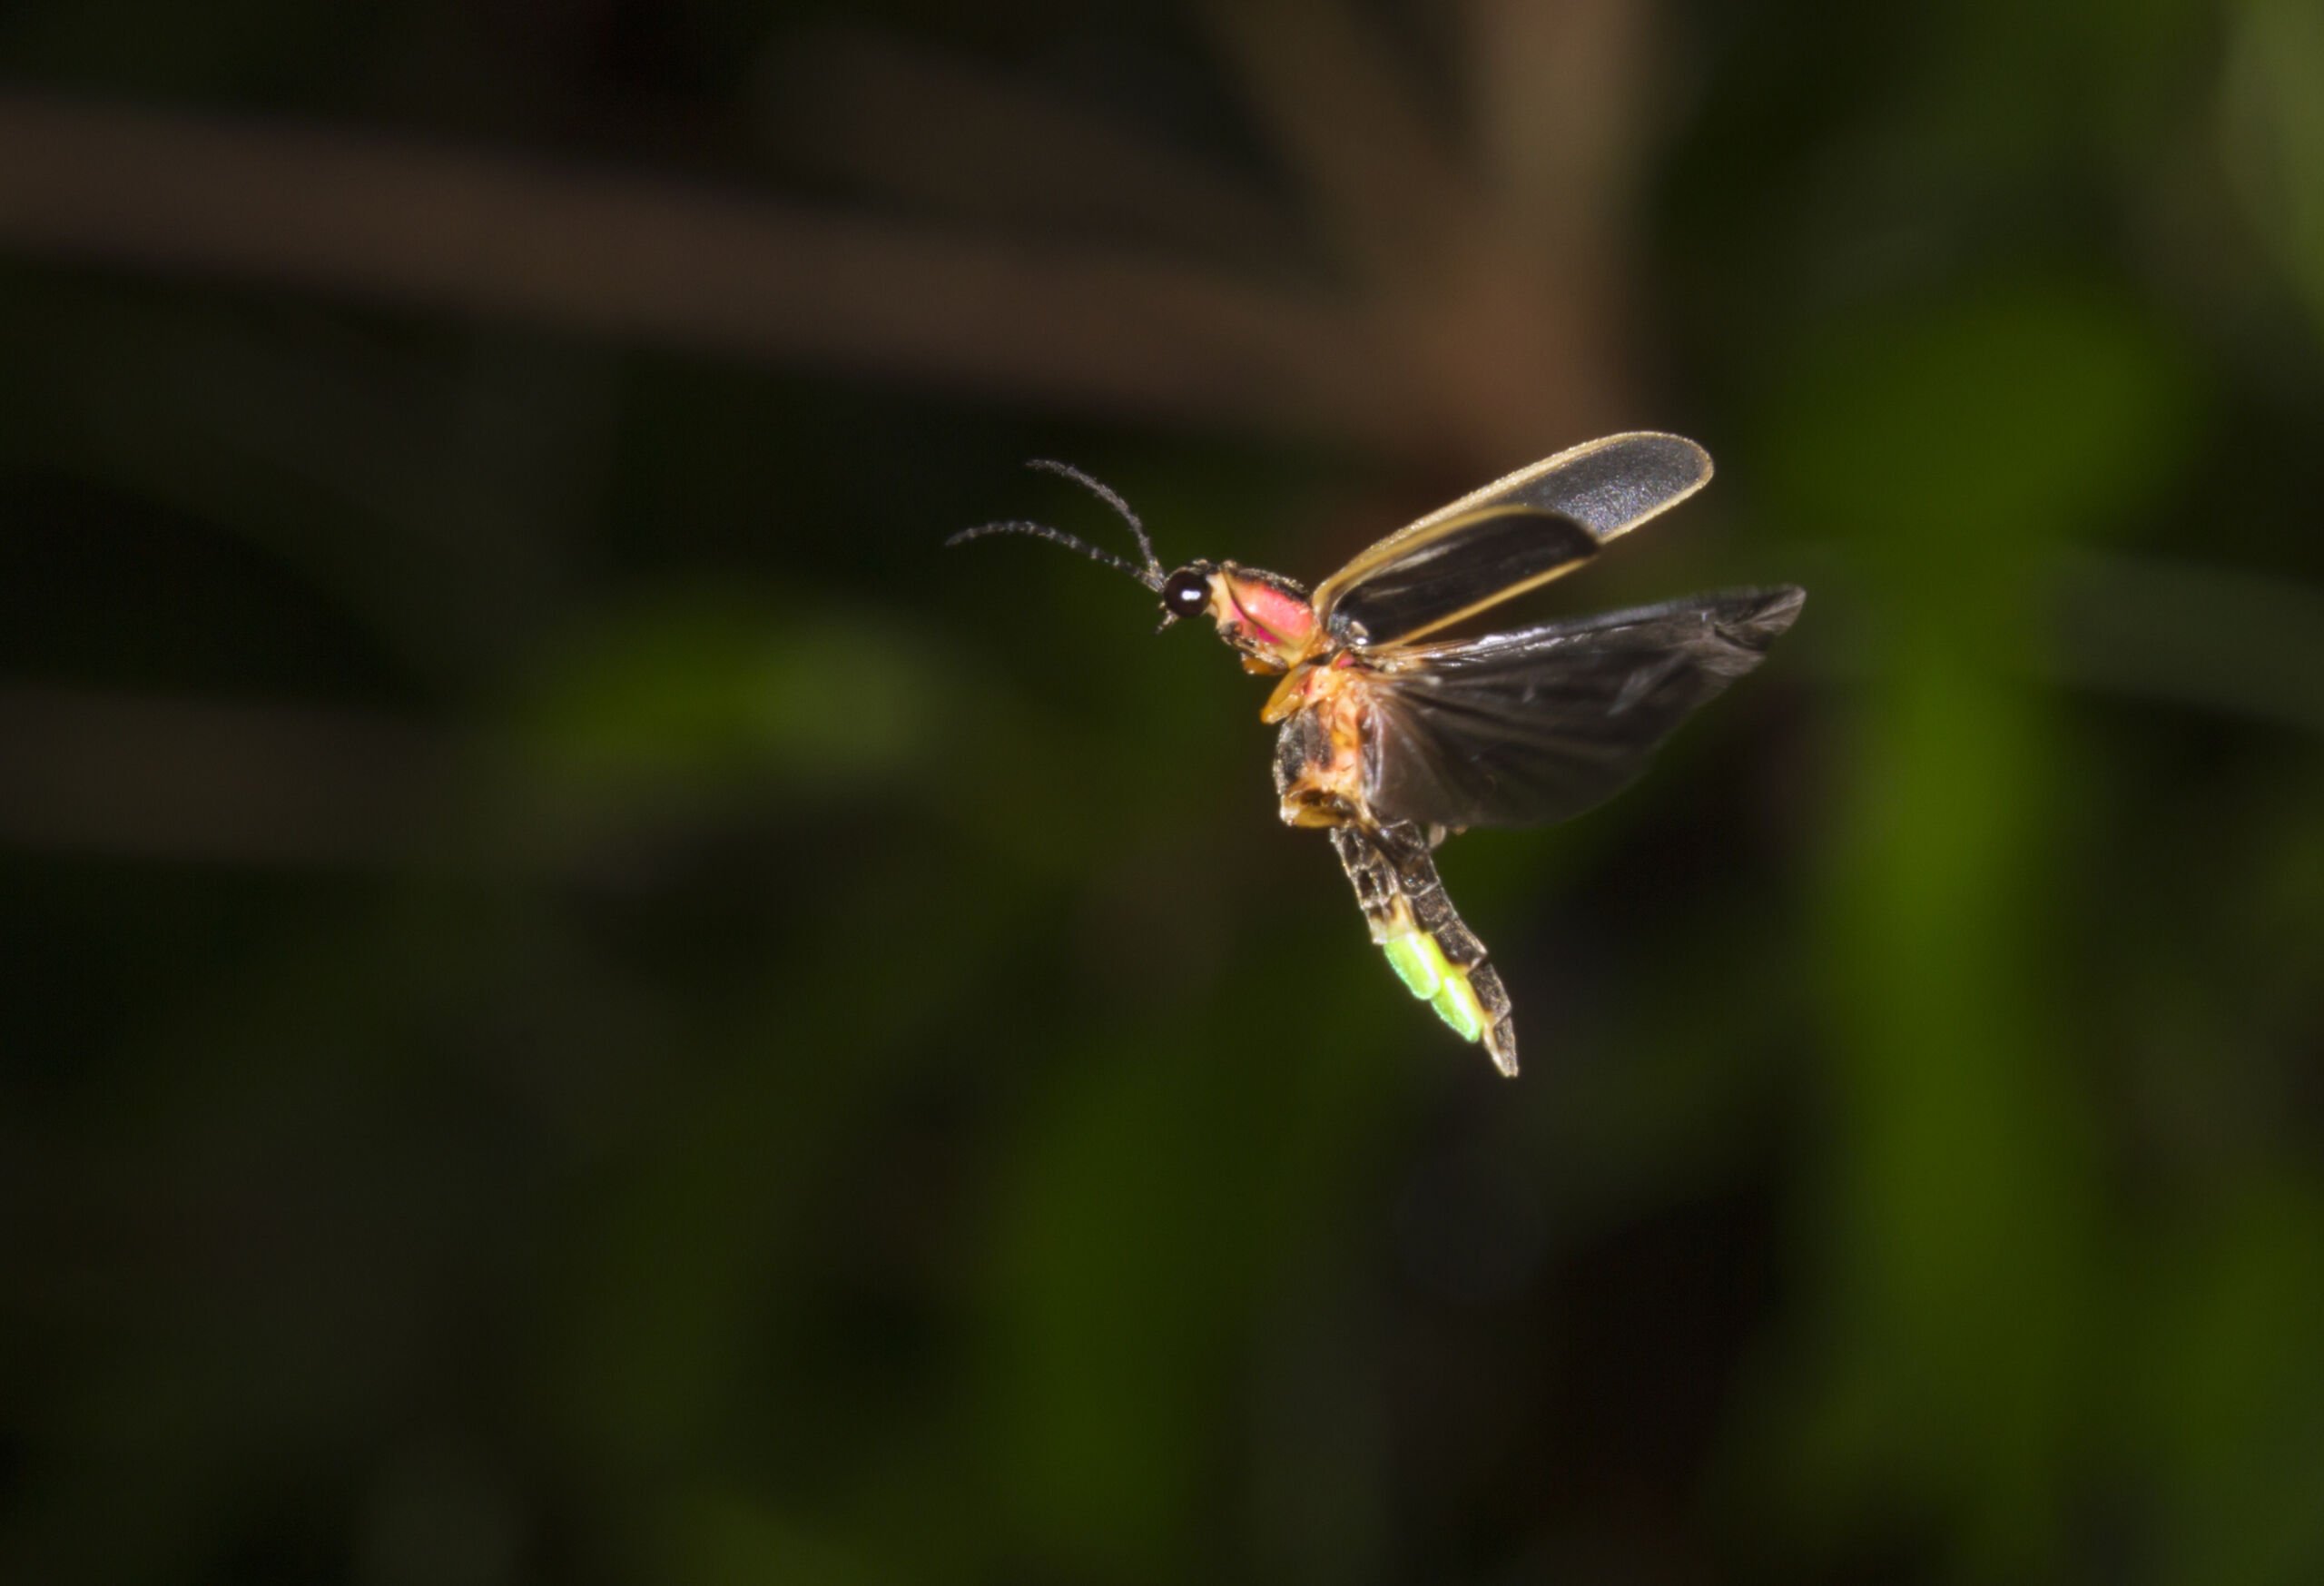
951, 433, 1803, 1076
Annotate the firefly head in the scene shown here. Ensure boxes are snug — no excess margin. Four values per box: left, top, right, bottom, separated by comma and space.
1159, 564, 1217, 624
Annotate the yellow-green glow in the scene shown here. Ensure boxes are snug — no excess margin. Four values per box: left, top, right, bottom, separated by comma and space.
1382, 932, 1443, 999
1431, 973, 1486, 1043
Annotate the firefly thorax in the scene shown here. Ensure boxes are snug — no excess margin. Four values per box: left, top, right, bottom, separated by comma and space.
1150, 557, 1319, 670
1197, 562, 1317, 672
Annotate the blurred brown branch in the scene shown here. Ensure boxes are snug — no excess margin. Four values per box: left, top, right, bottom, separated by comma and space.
0, 1, 1669, 476
767, 32, 1306, 272
1196, 0, 1474, 283
0, 90, 1409, 448
762, 2, 1659, 471
0, 1, 1690, 865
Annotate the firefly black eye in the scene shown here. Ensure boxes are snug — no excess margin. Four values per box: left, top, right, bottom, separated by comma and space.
1161, 569, 1212, 618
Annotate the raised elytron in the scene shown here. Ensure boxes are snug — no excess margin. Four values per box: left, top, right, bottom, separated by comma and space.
950, 434, 1803, 1076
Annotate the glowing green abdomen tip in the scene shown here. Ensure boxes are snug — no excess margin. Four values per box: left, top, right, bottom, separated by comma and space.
1382, 931, 1485, 1045
1382, 932, 1444, 999
1430, 979, 1485, 1042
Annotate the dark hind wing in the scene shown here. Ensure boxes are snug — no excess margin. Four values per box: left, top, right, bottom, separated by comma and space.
1309, 433, 1714, 650
1360, 586, 1805, 831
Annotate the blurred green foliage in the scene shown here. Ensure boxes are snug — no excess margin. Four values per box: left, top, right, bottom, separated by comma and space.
4, 3, 2323, 1585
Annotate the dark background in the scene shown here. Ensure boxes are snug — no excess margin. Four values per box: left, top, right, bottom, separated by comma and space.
4, 2, 2322, 1582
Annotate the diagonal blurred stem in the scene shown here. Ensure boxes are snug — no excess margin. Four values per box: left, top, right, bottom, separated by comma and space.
0, 91, 1413, 448
1195, 0, 1652, 462
1195, 0, 1474, 287
2221, 0, 2324, 350
768, 31, 1307, 273
1460, 0, 1653, 249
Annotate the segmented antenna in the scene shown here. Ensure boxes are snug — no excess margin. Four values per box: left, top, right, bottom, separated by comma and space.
944, 459, 1166, 592
1024, 459, 1159, 578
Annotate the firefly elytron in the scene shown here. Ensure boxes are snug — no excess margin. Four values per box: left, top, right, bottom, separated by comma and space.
950, 434, 1802, 1076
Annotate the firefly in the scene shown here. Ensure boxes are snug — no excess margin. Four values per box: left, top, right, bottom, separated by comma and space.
950, 434, 1803, 1076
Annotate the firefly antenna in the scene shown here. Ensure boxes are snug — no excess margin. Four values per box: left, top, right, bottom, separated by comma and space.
1024, 460, 1161, 582
945, 460, 1167, 592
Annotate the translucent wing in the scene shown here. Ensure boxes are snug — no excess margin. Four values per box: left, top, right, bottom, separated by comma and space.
1311, 506, 1601, 650
1311, 433, 1714, 648
1355, 586, 1804, 830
